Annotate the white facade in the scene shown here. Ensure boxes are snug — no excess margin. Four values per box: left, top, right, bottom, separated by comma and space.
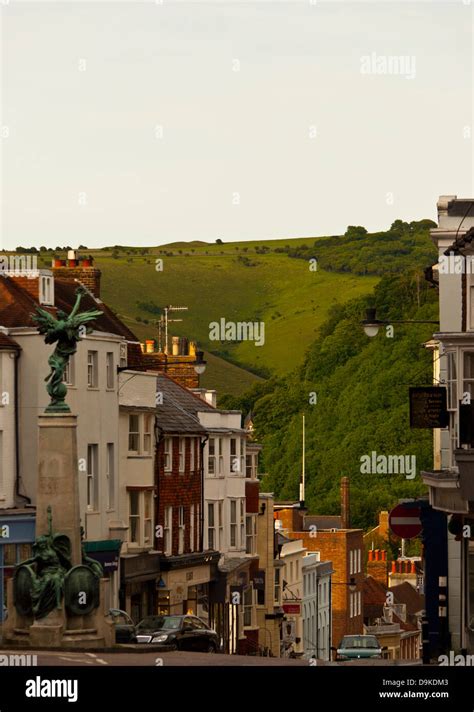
302, 554, 332, 661
198, 408, 250, 557
281, 538, 305, 656
118, 370, 157, 555
0, 338, 18, 509
11, 326, 125, 543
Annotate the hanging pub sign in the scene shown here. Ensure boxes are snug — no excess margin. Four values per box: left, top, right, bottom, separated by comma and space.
409, 387, 449, 429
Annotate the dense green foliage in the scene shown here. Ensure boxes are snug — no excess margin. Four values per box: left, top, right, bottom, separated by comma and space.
220, 223, 440, 530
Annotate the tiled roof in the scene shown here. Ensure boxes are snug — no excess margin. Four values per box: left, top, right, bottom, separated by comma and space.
0, 275, 139, 342
0, 331, 20, 350
363, 575, 387, 619
155, 374, 209, 434
390, 581, 425, 615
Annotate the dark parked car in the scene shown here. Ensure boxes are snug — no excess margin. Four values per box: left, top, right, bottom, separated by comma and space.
134, 614, 219, 652
109, 608, 136, 643
333, 634, 385, 661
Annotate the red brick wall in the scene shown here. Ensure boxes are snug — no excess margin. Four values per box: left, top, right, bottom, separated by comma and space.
52, 267, 101, 297
142, 353, 199, 389
156, 436, 202, 555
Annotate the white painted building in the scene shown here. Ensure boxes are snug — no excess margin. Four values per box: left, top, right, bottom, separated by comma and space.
302, 555, 332, 661
280, 538, 305, 656
0, 332, 20, 510
421, 195, 474, 651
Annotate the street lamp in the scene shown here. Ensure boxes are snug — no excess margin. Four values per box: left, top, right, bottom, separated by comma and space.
332, 576, 357, 593
194, 350, 207, 375
361, 307, 439, 338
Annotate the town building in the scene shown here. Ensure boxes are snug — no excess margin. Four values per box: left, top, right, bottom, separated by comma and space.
421, 196, 474, 651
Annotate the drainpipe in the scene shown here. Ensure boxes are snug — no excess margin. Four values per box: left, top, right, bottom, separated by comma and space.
199, 434, 209, 551
14, 351, 31, 505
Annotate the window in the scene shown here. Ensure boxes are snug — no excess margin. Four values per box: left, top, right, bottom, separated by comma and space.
40, 275, 53, 305
87, 350, 98, 388
464, 352, 474, 403
190, 504, 194, 553
144, 491, 152, 546
87, 444, 98, 511
208, 438, 216, 475
230, 500, 237, 547
190, 438, 195, 472
357, 591, 361, 616
274, 568, 281, 604
240, 500, 245, 549
357, 549, 362, 573
128, 414, 140, 453
350, 550, 354, 575
129, 490, 153, 547
143, 415, 152, 455
230, 438, 239, 474
164, 437, 172, 472
164, 507, 172, 555
240, 438, 245, 475
350, 592, 354, 618
218, 500, 224, 547
218, 438, 223, 475
129, 491, 140, 543
243, 586, 254, 627
106, 352, 114, 389
246, 454, 253, 478
106, 443, 114, 510
208, 502, 215, 549
245, 514, 257, 554
178, 506, 185, 554
447, 351, 458, 410
119, 342, 127, 368
63, 354, 75, 386
179, 438, 185, 473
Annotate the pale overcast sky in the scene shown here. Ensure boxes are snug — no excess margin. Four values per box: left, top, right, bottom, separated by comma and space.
1, 1, 472, 249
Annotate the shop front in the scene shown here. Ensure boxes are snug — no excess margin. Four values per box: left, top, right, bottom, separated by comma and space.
83, 539, 122, 610
159, 552, 219, 621
0, 511, 35, 621
120, 551, 161, 623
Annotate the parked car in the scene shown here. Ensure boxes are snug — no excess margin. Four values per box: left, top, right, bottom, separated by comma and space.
108, 608, 136, 643
134, 614, 219, 652
333, 635, 385, 661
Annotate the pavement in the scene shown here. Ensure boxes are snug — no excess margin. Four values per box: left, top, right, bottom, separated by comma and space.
0, 647, 424, 666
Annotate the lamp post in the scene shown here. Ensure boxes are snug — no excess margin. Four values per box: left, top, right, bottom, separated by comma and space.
361, 307, 439, 338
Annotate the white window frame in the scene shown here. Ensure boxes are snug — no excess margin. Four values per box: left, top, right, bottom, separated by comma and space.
218, 438, 224, 475
230, 499, 237, 548
106, 352, 114, 390
87, 444, 98, 511
178, 506, 185, 554
128, 414, 140, 454
207, 502, 215, 550
179, 438, 185, 473
143, 414, 152, 455
164, 506, 172, 555
106, 442, 115, 510
63, 354, 75, 386
40, 275, 54, 306
164, 437, 172, 472
218, 500, 224, 548
230, 438, 239, 474
87, 350, 98, 388
208, 438, 216, 476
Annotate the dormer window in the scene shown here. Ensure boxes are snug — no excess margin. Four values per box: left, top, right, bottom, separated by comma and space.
39, 275, 54, 306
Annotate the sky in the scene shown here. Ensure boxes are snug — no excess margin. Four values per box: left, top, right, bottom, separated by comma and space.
1, 0, 472, 249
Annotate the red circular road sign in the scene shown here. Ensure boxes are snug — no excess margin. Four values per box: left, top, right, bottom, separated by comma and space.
389, 504, 422, 539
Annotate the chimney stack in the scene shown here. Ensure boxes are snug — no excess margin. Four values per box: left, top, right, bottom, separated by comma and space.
341, 476, 350, 529
51, 253, 101, 298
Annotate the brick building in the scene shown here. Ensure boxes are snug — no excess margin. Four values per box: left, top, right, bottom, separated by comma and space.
274, 503, 364, 649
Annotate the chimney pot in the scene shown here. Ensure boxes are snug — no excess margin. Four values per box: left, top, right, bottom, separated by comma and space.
368, 550, 374, 562
382, 550, 387, 561
391, 561, 396, 574
375, 548, 380, 561
411, 561, 416, 574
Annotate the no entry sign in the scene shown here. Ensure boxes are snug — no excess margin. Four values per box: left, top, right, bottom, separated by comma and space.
389, 504, 422, 539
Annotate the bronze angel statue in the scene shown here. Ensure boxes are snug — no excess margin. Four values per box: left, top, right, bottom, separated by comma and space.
32, 286, 103, 413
